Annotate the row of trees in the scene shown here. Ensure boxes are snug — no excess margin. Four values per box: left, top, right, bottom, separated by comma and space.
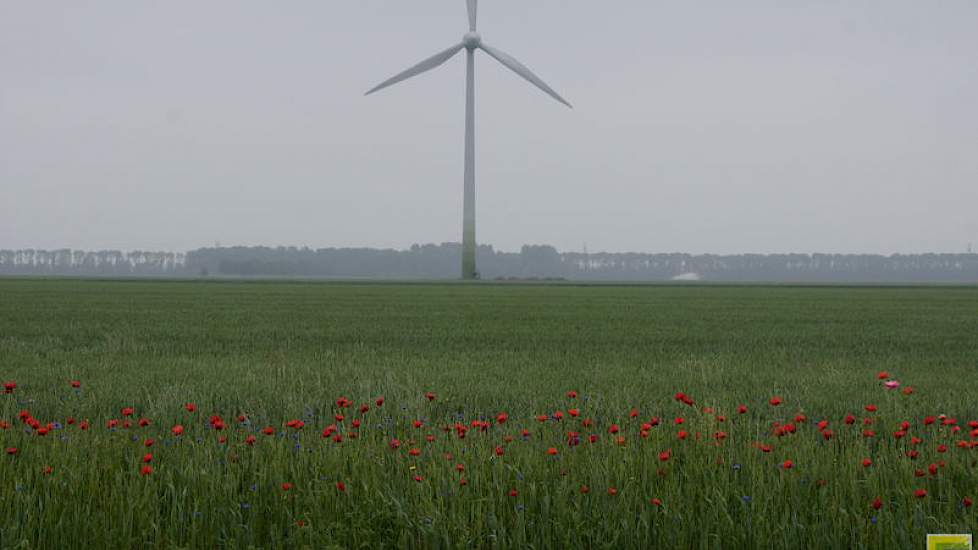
0, 249, 185, 276
2, 245, 977, 282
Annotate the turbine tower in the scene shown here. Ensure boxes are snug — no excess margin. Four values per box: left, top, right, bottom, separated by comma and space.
366, 0, 571, 280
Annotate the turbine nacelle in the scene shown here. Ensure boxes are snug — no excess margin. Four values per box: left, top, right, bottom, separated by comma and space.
463, 32, 482, 49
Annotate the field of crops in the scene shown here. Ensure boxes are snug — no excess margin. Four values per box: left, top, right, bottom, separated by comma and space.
1, 278, 977, 548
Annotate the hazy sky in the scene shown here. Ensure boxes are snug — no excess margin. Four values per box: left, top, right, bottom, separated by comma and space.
2, 1, 977, 255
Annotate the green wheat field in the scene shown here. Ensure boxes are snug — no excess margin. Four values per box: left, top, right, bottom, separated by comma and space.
1, 278, 977, 549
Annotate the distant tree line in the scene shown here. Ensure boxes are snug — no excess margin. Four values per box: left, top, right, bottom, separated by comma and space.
2, 245, 977, 283
0, 249, 185, 276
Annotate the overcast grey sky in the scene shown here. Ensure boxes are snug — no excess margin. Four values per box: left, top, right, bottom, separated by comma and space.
2, 1, 976, 255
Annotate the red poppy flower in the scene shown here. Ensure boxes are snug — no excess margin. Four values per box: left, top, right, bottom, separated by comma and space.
509, 489, 518, 497
589, 434, 599, 444
121, 407, 135, 417
413, 475, 423, 482
567, 390, 578, 399
281, 482, 293, 491
495, 446, 505, 456
609, 424, 620, 434
902, 386, 915, 395
546, 447, 558, 456
769, 397, 783, 407
352, 419, 361, 429
335, 414, 345, 423
262, 426, 275, 436
580, 485, 590, 494
659, 450, 671, 462
185, 403, 197, 413
496, 412, 508, 424
863, 430, 876, 438
37, 427, 49, 436
877, 371, 890, 380
737, 405, 748, 415
425, 392, 436, 402
336, 481, 346, 492
359, 404, 370, 414
5, 448, 17, 455
459, 478, 468, 486
907, 450, 919, 459
914, 489, 927, 498
138, 418, 151, 428
79, 420, 90, 431
455, 463, 464, 472
43, 465, 53, 475
782, 459, 794, 469
675, 417, 685, 425
964, 497, 973, 508
568, 408, 580, 417
865, 404, 878, 413
678, 430, 689, 440
245, 435, 257, 446
872, 497, 883, 510
144, 438, 155, 447
409, 448, 421, 457
822, 429, 834, 440
142, 453, 153, 463
140, 465, 153, 476
928, 463, 938, 476
536, 415, 549, 423
937, 444, 948, 453
70, 380, 81, 388
651, 497, 663, 507
607, 487, 618, 496
844, 415, 856, 425
630, 409, 639, 419
3, 382, 16, 394
794, 414, 807, 423
375, 396, 385, 407
107, 419, 120, 429
554, 410, 564, 421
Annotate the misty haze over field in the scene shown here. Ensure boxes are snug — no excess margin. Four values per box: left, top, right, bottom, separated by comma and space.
2, 1, 977, 255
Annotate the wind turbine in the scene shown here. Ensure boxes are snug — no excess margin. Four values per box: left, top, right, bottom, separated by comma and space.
366, 0, 571, 280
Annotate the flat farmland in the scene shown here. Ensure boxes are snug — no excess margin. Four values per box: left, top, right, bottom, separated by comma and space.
1, 279, 977, 548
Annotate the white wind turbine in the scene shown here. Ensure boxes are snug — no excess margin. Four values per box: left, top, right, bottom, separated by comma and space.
366, 0, 571, 280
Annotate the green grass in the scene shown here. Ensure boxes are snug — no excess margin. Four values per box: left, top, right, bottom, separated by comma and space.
1, 278, 977, 549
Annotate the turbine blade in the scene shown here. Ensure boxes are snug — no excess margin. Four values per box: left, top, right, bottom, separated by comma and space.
479, 43, 572, 108
467, 0, 478, 31
365, 43, 465, 96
